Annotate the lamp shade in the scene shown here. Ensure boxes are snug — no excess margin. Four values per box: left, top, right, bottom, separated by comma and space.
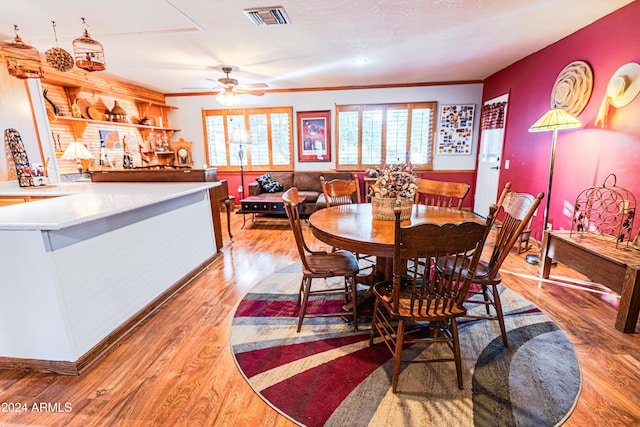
228, 128, 251, 145
61, 142, 93, 160
529, 108, 582, 132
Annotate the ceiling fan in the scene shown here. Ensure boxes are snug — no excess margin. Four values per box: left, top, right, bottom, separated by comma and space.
209, 66, 268, 97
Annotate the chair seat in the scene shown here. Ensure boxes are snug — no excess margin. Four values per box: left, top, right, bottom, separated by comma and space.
373, 281, 466, 320
473, 260, 502, 285
438, 257, 502, 285
305, 251, 360, 277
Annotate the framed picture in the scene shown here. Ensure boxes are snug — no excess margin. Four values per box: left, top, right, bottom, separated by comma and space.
437, 104, 475, 156
172, 137, 193, 167
99, 130, 121, 149
297, 110, 331, 162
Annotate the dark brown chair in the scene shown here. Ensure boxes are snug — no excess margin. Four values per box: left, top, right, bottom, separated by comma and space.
369, 205, 495, 392
462, 190, 544, 347
282, 187, 360, 332
414, 178, 470, 209
320, 176, 361, 206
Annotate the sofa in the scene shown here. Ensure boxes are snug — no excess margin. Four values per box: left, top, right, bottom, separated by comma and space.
248, 171, 355, 216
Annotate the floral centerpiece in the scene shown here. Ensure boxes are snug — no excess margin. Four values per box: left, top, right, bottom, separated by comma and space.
367, 163, 418, 220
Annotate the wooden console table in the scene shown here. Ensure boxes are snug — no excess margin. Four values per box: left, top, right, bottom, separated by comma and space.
540, 230, 640, 333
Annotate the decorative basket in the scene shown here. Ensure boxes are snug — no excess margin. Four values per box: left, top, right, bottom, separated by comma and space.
371, 196, 413, 221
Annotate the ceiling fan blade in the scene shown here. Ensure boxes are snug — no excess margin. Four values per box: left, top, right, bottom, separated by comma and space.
242, 83, 268, 89
179, 87, 222, 93
236, 88, 265, 96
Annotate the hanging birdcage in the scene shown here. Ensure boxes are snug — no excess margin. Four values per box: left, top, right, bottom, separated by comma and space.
45, 21, 74, 72
2, 25, 44, 79
571, 173, 636, 247
73, 18, 106, 72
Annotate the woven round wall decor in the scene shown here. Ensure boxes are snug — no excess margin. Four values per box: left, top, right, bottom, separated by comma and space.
550, 60, 593, 116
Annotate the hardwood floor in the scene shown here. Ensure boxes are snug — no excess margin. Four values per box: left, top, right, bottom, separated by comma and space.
0, 211, 639, 426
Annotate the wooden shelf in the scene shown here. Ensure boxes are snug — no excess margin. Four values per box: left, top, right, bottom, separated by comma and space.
135, 100, 177, 119
51, 116, 180, 140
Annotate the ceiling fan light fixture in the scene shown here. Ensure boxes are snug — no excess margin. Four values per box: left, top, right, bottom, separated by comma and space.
216, 90, 242, 107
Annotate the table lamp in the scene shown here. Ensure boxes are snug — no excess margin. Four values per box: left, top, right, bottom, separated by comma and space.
227, 128, 252, 197
61, 141, 93, 175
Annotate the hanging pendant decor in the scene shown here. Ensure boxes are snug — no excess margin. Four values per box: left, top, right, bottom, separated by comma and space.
45, 21, 74, 72
73, 17, 106, 72
1, 25, 44, 79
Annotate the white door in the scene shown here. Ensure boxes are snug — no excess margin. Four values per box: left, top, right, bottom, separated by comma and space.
474, 94, 508, 217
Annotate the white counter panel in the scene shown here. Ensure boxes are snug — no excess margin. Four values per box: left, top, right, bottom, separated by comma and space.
0, 230, 74, 360
50, 191, 215, 357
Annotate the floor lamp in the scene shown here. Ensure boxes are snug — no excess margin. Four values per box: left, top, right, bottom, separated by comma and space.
525, 107, 582, 265
228, 128, 252, 198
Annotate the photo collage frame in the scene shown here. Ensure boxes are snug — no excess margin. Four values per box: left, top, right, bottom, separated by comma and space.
437, 104, 475, 156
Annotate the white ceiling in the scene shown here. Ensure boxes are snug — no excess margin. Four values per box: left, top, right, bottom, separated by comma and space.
1, 0, 634, 95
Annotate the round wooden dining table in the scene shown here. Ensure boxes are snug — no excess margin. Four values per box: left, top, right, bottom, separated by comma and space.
309, 203, 484, 259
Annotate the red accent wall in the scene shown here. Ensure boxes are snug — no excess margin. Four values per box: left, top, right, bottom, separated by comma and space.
482, 1, 640, 241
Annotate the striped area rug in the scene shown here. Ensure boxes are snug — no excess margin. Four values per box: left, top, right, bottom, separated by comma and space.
230, 263, 581, 427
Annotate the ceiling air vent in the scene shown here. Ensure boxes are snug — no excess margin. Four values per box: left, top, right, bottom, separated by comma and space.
243, 6, 291, 27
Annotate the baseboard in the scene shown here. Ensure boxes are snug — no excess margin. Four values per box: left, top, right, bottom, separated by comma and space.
0, 253, 220, 375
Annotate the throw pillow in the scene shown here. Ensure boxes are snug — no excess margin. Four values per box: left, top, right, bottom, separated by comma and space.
256, 174, 283, 193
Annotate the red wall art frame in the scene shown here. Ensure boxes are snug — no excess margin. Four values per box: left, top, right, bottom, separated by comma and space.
297, 110, 331, 162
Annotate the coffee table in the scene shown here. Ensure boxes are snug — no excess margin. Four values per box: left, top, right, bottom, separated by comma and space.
238, 194, 305, 228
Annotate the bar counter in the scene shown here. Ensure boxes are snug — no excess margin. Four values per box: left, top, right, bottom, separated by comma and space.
0, 181, 221, 374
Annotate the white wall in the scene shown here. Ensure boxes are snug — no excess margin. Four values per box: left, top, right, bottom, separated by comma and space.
0, 66, 46, 182
167, 83, 483, 171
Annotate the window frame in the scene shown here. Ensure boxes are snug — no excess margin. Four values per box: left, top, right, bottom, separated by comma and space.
335, 102, 437, 171
202, 107, 294, 172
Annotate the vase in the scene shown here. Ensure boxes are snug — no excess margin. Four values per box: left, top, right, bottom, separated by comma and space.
371, 197, 413, 221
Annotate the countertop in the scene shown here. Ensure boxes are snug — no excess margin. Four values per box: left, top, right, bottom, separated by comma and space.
0, 181, 219, 231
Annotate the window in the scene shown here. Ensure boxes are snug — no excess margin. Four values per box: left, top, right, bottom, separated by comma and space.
336, 102, 437, 170
203, 107, 293, 171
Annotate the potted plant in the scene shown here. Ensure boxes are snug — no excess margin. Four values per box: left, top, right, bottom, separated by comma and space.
367, 163, 418, 220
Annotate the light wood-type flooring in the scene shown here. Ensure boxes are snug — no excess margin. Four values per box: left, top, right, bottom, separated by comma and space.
0, 211, 639, 426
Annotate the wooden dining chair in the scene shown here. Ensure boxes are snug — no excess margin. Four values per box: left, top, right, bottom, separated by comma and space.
462, 190, 544, 347
282, 187, 360, 332
369, 205, 496, 392
414, 178, 470, 209
491, 182, 533, 254
320, 176, 361, 206
495, 181, 512, 214
320, 176, 375, 272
